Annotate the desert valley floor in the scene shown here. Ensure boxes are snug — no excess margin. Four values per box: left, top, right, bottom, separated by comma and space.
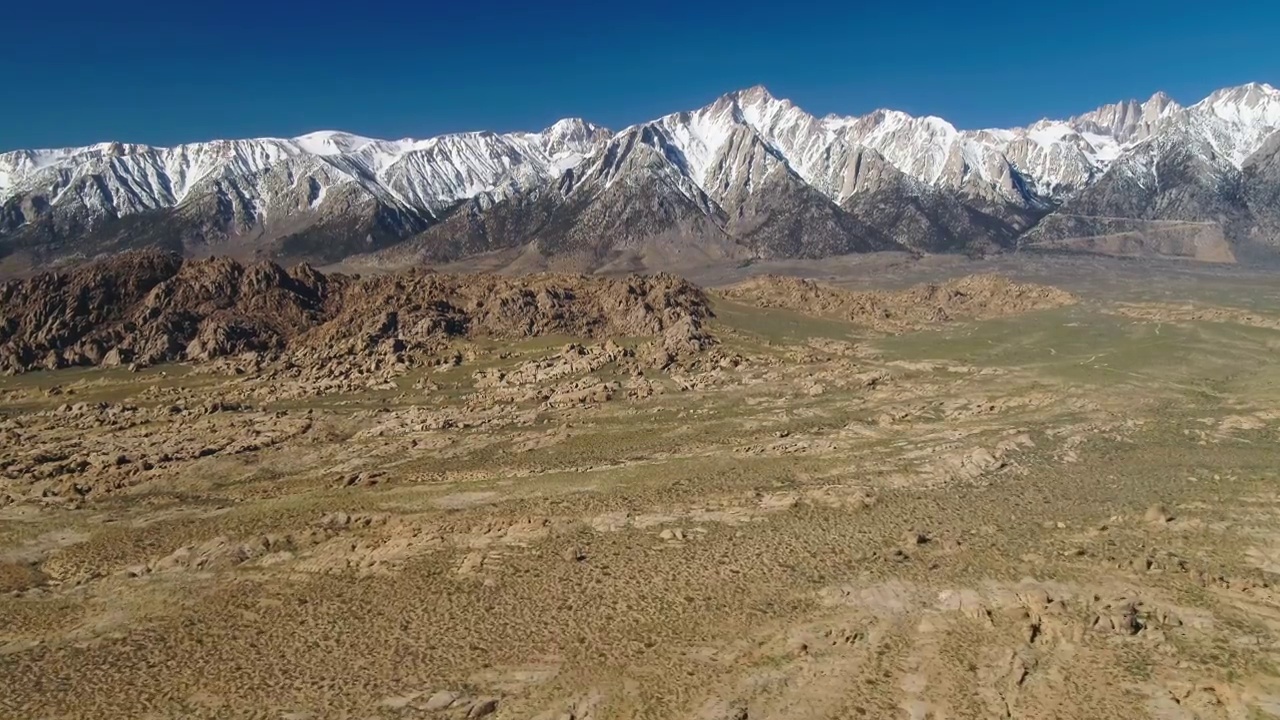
4, 254, 1280, 719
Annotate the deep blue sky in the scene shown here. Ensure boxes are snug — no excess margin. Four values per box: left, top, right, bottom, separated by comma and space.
3, 0, 1277, 150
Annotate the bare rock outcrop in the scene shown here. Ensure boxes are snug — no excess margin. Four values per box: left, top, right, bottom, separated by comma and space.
0, 253, 331, 372
719, 273, 1076, 332
0, 251, 716, 374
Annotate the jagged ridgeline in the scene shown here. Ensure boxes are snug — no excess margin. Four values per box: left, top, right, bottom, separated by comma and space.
0, 251, 716, 374
2, 84, 1280, 271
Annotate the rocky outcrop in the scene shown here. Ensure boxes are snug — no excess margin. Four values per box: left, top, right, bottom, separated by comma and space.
0, 251, 716, 374
0, 253, 332, 371
719, 274, 1076, 332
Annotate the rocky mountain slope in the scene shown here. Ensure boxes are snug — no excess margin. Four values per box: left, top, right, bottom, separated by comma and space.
0, 121, 609, 266
1021, 84, 1280, 261
0, 251, 714, 374
3, 83, 1279, 271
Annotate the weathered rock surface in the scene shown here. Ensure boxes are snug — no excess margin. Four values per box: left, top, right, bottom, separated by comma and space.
719, 273, 1076, 332
0, 251, 716, 374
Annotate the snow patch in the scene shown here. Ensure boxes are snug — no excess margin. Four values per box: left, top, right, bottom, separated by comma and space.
293, 131, 377, 156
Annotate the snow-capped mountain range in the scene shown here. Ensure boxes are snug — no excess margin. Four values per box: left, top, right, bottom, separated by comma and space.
0, 117, 608, 224
3, 82, 1279, 269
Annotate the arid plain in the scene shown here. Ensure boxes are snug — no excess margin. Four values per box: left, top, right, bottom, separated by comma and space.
4, 254, 1280, 719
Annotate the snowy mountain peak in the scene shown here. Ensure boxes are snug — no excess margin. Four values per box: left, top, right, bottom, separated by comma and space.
1068, 92, 1182, 145
728, 84, 781, 106
1183, 82, 1280, 167
1142, 93, 1175, 115
543, 118, 608, 142
1197, 82, 1280, 122
292, 131, 378, 156
536, 118, 611, 160
1204, 81, 1279, 100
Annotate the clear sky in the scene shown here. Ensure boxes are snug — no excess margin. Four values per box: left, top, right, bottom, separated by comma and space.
3, 0, 1277, 150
